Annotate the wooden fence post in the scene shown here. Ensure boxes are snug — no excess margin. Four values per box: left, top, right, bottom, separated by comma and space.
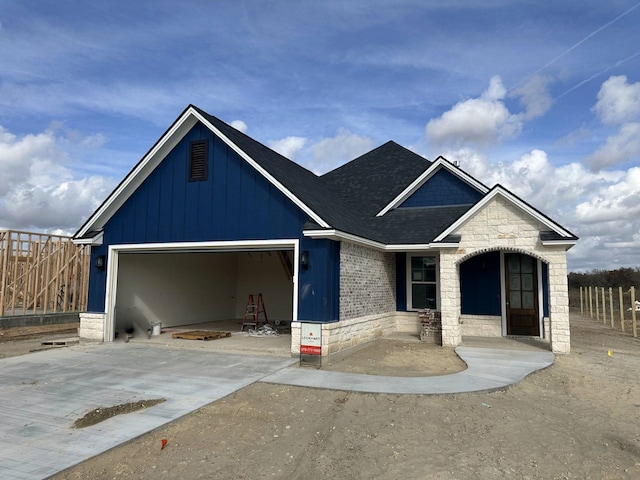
601, 287, 606, 324
589, 286, 593, 318
580, 287, 584, 314
609, 287, 614, 328
632, 286, 637, 338
619, 286, 625, 332
595, 286, 600, 321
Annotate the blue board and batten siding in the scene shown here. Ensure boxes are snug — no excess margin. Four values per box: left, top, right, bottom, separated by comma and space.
399, 168, 483, 208
88, 122, 339, 322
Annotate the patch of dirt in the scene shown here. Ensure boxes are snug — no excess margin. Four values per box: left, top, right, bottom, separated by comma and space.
321, 338, 467, 376
42, 313, 640, 479
73, 399, 166, 429
0, 322, 79, 341
0, 331, 80, 359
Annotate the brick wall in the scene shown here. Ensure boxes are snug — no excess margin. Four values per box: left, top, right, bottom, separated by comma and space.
339, 242, 396, 320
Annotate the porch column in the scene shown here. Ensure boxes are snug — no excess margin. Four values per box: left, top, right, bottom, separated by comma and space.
548, 253, 571, 354
439, 250, 461, 347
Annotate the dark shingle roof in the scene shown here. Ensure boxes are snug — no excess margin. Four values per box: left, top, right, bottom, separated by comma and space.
192, 106, 372, 236
321, 141, 431, 216
194, 108, 474, 244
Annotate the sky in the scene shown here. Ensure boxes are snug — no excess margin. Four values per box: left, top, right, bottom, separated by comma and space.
1, 0, 640, 272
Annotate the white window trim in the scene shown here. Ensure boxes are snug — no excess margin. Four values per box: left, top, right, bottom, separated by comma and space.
406, 253, 440, 311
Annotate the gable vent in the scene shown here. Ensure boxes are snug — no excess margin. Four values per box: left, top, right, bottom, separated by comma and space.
189, 140, 208, 181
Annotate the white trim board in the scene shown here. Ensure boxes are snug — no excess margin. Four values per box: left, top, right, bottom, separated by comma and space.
303, 229, 457, 251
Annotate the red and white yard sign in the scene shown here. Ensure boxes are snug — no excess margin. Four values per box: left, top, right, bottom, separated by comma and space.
300, 323, 322, 355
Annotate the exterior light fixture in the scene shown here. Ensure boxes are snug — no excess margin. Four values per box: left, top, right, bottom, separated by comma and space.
95, 255, 106, 270
300, 250, 309, 269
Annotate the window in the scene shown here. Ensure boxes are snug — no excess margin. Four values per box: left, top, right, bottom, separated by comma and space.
189, 140, 208, 181
409, 256, 438, 309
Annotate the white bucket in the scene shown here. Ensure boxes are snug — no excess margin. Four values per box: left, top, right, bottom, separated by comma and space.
151, 322, 162, 336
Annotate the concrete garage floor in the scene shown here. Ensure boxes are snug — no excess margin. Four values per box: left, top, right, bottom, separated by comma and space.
125, 319, 292, 357
0, 343, 295, 480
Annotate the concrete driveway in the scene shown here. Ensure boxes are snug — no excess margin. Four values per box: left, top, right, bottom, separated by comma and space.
0, 343, 295, 480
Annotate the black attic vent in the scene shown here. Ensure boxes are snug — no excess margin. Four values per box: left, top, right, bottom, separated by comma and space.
189, 140, 208, 181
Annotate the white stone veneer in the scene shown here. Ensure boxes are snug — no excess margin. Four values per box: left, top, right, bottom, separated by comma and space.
460, 315, 502, 337
441, 195, 571, 354
292, 312, 419, 356
79, 312, 107, 341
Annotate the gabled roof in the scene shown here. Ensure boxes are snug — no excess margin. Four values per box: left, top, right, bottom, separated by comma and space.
75, 105, 337, 240
433, 184, 578, 243
376, 156, 489, 216
74, 105, 577, 251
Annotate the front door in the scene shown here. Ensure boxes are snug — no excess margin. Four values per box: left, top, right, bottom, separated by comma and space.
505, 253, 540, 336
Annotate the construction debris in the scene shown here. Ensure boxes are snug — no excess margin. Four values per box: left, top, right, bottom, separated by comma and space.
171, 331, 232, 341
248, 325, 279, 336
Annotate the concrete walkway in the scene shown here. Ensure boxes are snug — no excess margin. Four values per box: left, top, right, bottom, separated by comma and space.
0, 340, 553, 479
261, 346, 555, 394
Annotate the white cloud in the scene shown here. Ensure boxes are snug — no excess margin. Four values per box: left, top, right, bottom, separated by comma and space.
445, 147, 639, 270
230, 120, 248, 133
0, 126, 115, 233
585, 122, 640, 170
426, 76, 522, 147
268, 136, 307, 160
307, 129, 374, 174
426, 75, 555, 149
593, 75, 640, 125
510, 75, 553, 121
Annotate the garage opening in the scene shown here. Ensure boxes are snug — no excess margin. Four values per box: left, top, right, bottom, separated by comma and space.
111, 246, 295, 340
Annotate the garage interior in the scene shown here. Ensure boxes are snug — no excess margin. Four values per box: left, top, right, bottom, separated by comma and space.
113, 249, 294, 341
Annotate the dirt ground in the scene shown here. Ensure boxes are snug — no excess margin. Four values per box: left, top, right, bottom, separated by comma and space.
10, 314, 640, 479
0, 322, 79, 359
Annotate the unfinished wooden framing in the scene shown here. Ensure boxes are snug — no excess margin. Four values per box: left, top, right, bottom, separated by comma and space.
0, 230, 90, 316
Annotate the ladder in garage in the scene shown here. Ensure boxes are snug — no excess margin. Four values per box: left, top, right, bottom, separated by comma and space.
240, 293, 268, 331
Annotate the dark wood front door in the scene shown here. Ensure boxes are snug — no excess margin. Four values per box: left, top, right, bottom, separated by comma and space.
505, 253, 540, 336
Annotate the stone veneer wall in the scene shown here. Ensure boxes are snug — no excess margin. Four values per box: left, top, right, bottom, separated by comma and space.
79, 312, 107, 341
339, 242, 396, 320
291, 312, 419, 355
440, 195, 571, 353
460, 315, 502, 337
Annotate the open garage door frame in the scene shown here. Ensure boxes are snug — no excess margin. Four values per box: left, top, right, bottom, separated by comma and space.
103, 239, 299, 342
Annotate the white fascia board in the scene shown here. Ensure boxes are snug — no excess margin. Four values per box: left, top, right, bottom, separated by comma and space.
384, 244, 433, 252
109, 239, 298, 253
303, 229, 386, 250
71, 231, 104, 246
434, 186, 574, 242
541, 239, 578, 247
76, 113, 199, 239
304, 230, 456, 252
191, 110, 330, 229
376, 158, 489, 217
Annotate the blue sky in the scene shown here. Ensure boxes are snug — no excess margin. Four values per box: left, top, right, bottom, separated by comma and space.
1, 0, 640, 272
